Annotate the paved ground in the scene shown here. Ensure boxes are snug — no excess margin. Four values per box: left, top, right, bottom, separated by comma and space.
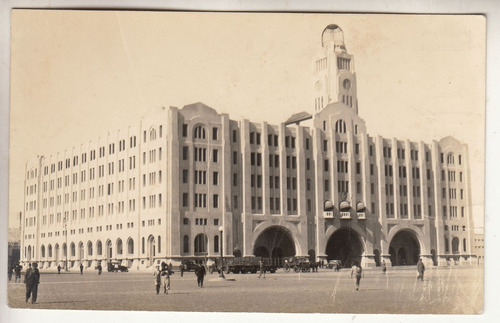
7, 266, 482, 314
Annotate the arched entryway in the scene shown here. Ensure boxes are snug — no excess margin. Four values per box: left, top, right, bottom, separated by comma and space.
147, 235, 155, 266
325, 228, 363, 267
253, 226, 296, 264
106, 240, 113, 261
389, 230, 421, 266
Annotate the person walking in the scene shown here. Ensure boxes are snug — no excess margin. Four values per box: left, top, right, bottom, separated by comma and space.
350, 263, 363, 291
153, 265, 162, 295
258, 259, 265, 279
80, 264, 84, 275
161, 266, 171, 294
195, 263, 206, 287
24, 262, 40, 304
417, 258, 425, 281
381, 260, 387, 274
97, 263, 102, 275
57, 264, 61, 274
180, 262, 184, 277
14, 264, 22, 283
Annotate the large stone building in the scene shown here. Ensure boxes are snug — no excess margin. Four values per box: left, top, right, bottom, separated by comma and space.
20, 24, 477, 270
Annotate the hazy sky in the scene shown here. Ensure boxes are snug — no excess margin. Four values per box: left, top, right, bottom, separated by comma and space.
9, 11, 485, 228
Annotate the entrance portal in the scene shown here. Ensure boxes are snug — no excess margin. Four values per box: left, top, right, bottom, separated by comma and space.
389, 230, 420, 266
325, 228, 363, 267
254, 226, 296, 265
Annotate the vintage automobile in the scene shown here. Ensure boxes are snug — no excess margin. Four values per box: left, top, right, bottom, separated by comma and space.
328, 260, 343, 270
107, 261, 129, 272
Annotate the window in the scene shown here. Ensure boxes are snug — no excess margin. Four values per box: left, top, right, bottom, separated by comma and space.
213, 194, 219, 208
213, 149, 219, 163
194, 126, 206, 139
182, 124, 188, 137
183, 146, 188, 160
213, 172, 219, 185
335, 120, 346, 133
212, 127, 218, 140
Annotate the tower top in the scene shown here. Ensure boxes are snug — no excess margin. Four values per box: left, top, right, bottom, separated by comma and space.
321, 24, 346, 53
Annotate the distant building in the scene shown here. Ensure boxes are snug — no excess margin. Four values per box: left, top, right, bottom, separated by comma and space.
20, 24, 476, 270
8, 215, 21, 267
473, 230, 484, 264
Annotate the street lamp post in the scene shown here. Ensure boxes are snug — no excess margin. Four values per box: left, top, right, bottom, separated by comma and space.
218, 225, 225, 279
63, 217, 68, 271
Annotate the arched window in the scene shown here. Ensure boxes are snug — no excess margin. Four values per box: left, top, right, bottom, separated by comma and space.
70, 243, 76, 257
48, 244, 52, 258
183, 235, 189, 253
149, 128, 156, 141
63, 243, 67, 257
117, 239, 123, 255
87, 241, 93, 256
142, 237, 145, 254
463, 238, 467, 252
194, 125, 206, 139
128, 238, 134, 254
214, 235, 219, 253
444, 238, 449, 253
335, 120, 346, 133
447, 153, 455, 165
158, 236, 161, 253
194, 234, 207, 254
41, 245, 45, 258
452, 237, 459, 253
96, 240, 102, 256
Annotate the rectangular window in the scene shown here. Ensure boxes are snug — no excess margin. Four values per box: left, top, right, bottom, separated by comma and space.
213, 194, 219, 208
182, 193, 188, 207
213, 149, 218, 163
183, 170, 188, 183
213, 172, 219, 185
232, 130, 237, 143
183, 146, 188, 160
212, 127, 218, 140
233, 151, 238, 165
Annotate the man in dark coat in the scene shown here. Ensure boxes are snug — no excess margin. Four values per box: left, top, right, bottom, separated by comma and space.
14, 264, 22, 283
195, 263, 206, 287
80, 264, 84, 275
417, 258, 425, 281
24, 262, 40, 304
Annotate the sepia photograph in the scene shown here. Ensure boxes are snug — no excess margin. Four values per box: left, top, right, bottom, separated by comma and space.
4, 8, 489, 320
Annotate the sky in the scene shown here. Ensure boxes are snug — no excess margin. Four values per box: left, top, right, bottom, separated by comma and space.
8, 11, 485, 229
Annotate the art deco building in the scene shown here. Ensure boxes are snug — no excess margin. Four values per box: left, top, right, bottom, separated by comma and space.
21, 25, 477, 270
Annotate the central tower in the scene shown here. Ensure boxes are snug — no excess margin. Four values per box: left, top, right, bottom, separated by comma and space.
312, 25, 358, 114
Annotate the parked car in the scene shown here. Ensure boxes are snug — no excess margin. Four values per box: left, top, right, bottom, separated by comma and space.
107, 261, 128, 272
180, 260, 198, 272
328, 260, 342, 271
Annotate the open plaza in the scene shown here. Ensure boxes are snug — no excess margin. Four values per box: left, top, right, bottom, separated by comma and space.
7, 266, 482, 314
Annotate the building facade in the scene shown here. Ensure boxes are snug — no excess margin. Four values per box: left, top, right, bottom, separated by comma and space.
21, 25, 477, 270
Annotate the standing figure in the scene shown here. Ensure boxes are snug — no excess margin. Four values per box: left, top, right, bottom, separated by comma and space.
8, 265, 13, 281
24, 262, 40, 304
417, 258, 425, 281
258, 260, 265, 279
153, 266, 162, 295
350, 263, 363, 291
97, 264, 102, 275
381, 260, 387, 274
57, 264, 61, 274
14, 264, 22, 283
196, 263, 206, 287
161, 267, 171, 294
180, 262, 184, 277
80, 264, 84, 275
